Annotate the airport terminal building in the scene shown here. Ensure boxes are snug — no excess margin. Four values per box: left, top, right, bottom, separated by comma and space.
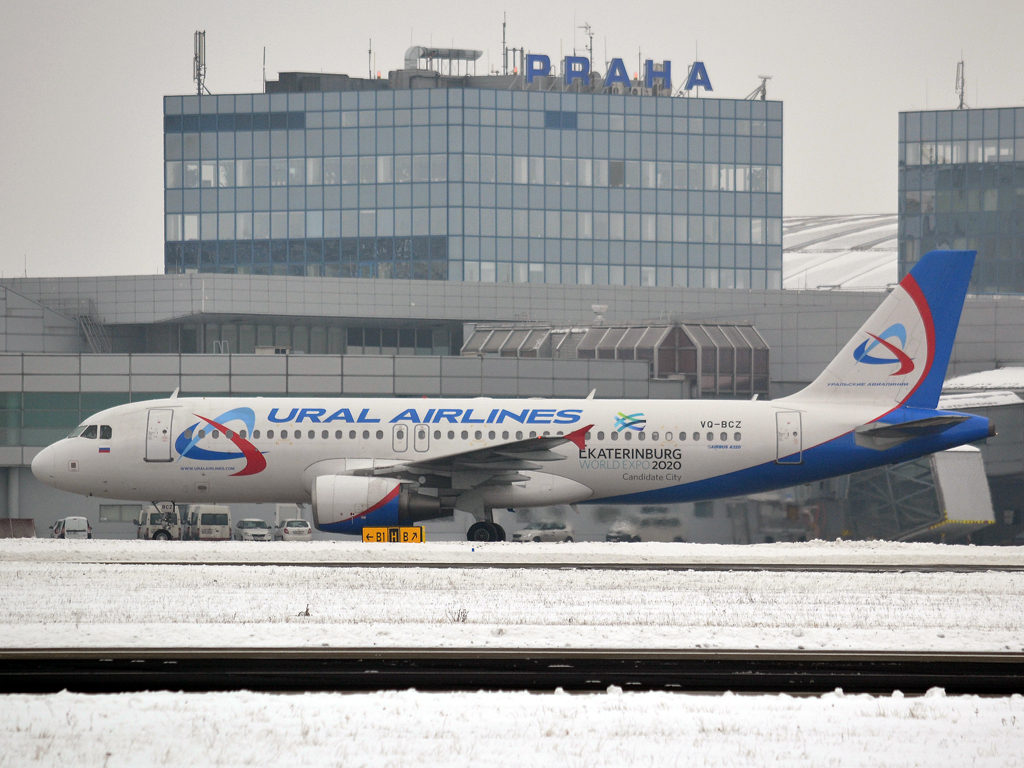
0, 50, 1022, 543
162, 54, 784, 291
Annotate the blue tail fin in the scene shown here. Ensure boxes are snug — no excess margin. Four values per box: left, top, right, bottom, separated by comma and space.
791, 250, 975, 411
902, 250, 975, 409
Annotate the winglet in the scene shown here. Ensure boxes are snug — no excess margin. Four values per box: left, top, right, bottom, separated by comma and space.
564, 424, 593, 451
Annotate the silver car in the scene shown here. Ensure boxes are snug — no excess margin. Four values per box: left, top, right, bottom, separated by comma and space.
512, 521, 575, 542
234, 518, 272, 541
274, 519, 312, 542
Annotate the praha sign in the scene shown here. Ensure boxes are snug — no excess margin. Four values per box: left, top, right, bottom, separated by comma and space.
524, 55, 712, 93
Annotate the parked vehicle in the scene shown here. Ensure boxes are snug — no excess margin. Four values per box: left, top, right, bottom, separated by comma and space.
606, 508, 686, 543
135, 504, 181, 541
186, 505, 232, 541
274, 518, 312, 542
512, 521, 574, 542
51, 516, 91, 539
235, 518, 272, 541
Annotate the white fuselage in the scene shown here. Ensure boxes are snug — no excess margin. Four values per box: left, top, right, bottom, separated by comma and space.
31, 395, 879, 506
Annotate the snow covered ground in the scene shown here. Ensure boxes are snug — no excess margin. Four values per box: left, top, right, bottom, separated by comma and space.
2, 688, 1022, 768
4, 538, 1024, 569
2, 555, 1023, 651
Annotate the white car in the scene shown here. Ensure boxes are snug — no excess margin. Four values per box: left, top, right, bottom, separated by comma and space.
512, 521, 574, 542
274, 519, 312, 542
51, 516, 91, 540
235, 518, 272, 541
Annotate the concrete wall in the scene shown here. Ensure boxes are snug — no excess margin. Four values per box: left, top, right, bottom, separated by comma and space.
6, 274, 1024, 397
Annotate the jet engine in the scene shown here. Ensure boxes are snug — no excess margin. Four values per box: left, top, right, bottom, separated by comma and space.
311, 475, 448, 534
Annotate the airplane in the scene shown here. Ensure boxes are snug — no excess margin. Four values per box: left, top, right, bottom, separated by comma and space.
32, 250, 993, 542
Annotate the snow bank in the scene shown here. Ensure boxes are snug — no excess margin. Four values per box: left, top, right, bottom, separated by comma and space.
2, 563, 1023, 652
2, 688, 1022, 768
3, 538, 1023, 569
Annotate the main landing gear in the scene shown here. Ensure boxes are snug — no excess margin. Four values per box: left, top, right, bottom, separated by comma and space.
466, 508, 506, 542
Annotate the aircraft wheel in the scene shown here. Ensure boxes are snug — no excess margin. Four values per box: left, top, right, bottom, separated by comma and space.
467, 522, 499, 542
493, 524, 506, 541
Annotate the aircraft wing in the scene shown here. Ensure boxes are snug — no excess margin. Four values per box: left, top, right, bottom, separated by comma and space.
348, 423, 593, 493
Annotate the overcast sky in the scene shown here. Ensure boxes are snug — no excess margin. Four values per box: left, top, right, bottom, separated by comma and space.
1, 0, 1021, 278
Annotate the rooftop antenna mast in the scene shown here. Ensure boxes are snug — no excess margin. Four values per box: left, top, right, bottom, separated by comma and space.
745, 75, 771, 100
502, 13, 507, 75
578, 22, 594, 66
368, 39, 373, 79
955, 59, 968, 110
193, 31, 210, 95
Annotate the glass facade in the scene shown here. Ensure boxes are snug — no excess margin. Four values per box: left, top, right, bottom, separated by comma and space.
899, 107, 1024, 293
164, 86, 784, 289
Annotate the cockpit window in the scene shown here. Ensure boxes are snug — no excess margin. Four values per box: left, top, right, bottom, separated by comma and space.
81, 425, 98, 439
67, 425, 87, 439
100, 425, 112, 440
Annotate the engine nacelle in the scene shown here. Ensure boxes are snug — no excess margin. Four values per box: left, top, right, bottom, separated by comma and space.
311, 475, 447, 535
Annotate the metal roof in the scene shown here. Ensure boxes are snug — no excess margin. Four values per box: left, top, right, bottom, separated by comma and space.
783, 214, 897, 292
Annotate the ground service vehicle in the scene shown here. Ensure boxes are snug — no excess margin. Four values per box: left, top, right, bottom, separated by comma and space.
135, 504, 181, 540
51, 517, 91, 539
32, 252, 994, 542
187, 505, 232, 541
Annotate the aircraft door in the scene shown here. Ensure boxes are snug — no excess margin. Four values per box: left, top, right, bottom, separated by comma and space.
413, 423, 430, 452
145, 409, 174, 462
775, 411, 802, 464
393, 424, 409, 452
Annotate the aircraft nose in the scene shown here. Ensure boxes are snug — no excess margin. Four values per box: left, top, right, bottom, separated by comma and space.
31, 446, 55, 482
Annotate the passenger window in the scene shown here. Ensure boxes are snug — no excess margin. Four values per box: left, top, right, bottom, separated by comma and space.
529, 431, 537, 438
240, 430, 247, 438
198, 429, 206, 439
610, 432, 619, 441
309, 431, 315, 439
282, 430, 290, 439
488, 431, 495, 440
211, 430, 220, 439
624, 432, 632, 441
637, 432, 645, 441
184, 427, 194, 439
434, 430, 441, 440
734, 432, 742, 441
461, 430, 468, 440
253, 430, 260, 439
375, 430, 383, 439
349, 430, 356, 439
516, 431, 523, 440
666, 432, 673, 441
321, 431, 328, 439
100, 425, 112, 440
706, 432, 714, 441
266, 430, 274, 439
362, 430, 370, 439
597, 431, 605, 440
651, 432, 658, 441
447, 430, 455, 439
693, 432, 700, 441
81, 425, 97, 439
335, 431, 343, 439
475, 431, 482, 440
720, 432, 728, 441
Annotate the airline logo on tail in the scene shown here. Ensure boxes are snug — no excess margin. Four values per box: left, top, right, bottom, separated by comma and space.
852, 323, 915, 376
174, 407, 267, 476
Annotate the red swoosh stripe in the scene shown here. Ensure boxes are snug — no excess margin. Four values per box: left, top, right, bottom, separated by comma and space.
865, 333, 915, 376
195, 414, 267, 477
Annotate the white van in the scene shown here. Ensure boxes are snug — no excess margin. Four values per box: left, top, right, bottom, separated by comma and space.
135, 504, 181, 541
51, 516, 91, 540
189, 505, 231, 541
